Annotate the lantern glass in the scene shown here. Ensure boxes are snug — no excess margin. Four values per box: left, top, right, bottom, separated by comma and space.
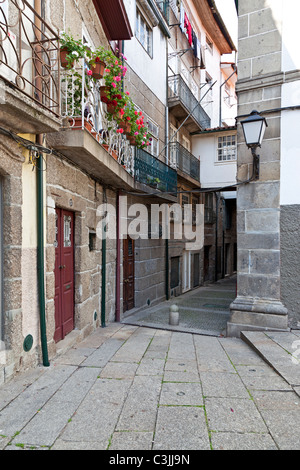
241, 111, 267, 148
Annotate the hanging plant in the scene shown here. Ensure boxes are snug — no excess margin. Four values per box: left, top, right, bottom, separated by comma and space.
60, 31, 86, 69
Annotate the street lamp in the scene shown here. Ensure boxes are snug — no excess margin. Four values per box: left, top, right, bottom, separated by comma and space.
241, 110, 268, 180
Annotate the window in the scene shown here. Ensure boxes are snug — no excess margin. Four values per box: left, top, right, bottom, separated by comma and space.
206, 35, 213, 54
217, 135, 236, 162
136, 9, 153, 57
147, 117, 159, 157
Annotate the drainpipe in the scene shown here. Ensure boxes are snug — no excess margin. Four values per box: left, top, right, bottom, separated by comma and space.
35, 0, 49, 366
214, 192, 219, 282
36, 135, 50, 367
101, 187, 107, 328
115, 190, 121, 322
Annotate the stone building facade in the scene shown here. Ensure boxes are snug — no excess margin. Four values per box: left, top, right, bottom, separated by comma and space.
228, 0, 300, 335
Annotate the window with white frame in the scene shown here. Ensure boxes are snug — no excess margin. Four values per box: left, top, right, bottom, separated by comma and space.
147, 117, 159, 157
217, 135, 237, 162
136, 8, 153, 57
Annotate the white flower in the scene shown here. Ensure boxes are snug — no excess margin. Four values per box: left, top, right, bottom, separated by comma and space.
72, 51, 79, 57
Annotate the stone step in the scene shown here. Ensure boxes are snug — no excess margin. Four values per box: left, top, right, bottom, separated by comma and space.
241, 330, 300, 389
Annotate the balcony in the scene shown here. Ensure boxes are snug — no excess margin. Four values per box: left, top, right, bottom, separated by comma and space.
169, 142, 200, 183
0, 0, 61, 133
134, 148, 177, 196
48, 64, 177, 201
168, 75, 211, 133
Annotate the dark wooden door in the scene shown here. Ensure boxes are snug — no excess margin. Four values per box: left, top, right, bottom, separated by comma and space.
54, 208, 75, 343
123, 238, 134, 312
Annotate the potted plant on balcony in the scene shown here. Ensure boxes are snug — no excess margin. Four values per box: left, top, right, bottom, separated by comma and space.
85, 46, 107, 80
120, 102, 152, 149
60, 32, 85, 69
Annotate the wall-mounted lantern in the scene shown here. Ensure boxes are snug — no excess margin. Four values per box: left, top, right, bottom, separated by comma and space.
241, 110, 268, 180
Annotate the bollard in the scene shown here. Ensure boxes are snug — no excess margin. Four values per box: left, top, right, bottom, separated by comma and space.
169, 304, 179, 326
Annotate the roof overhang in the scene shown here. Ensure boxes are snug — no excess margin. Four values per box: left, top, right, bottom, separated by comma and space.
92, 0, 133, 41
193, 0, 237, 54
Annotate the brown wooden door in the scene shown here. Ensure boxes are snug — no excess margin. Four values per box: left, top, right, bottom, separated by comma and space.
123, 238, 134, 312
54, 209, 75, 343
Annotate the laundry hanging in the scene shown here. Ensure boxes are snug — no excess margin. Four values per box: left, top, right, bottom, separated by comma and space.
184, 13, 193, 46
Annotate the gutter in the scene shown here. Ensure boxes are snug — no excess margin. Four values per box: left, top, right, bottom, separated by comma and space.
144, 0, 171, 38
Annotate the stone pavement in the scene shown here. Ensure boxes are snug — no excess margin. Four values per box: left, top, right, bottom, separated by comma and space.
1, 321, 300, 451
122, 276, 237, 337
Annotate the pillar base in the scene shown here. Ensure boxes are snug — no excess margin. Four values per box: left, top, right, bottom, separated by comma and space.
227, 296, 289, 337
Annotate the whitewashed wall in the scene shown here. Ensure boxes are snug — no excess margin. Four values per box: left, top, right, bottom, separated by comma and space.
123, 0, 167, 105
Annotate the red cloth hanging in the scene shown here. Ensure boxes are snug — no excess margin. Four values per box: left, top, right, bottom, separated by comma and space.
184, 13, 193, 46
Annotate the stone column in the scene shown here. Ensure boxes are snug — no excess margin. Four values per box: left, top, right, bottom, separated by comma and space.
227, 0, 288, 336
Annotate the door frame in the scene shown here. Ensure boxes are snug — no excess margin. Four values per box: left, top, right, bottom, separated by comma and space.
123, 237, 135, 313
54, 208, 75, 343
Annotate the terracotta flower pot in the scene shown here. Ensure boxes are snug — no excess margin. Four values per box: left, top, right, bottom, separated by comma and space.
119, 120, 131, 134
69, 117, 93, 133
60, 47, 74, 68
127, 135, 137, 146
90, 60, 106, 79
102, 144, 118, 161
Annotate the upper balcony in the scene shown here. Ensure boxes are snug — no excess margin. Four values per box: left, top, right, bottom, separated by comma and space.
0, 0, 61, 134
169, 141, 200, 185
47, 60, 177, 201
168, 75, 211, 133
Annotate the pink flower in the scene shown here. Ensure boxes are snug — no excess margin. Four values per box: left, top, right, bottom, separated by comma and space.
105, 68, 110, 73
115, 76, 121, 82
115, 60, 118, 65
112, 82, 117, 88
134, 131, 138, 135
87, 70, 93, 76
120, 108, 125, 115
126, 91, 130, 95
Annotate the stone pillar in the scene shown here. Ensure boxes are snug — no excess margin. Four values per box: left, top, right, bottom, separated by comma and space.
227, 0, 288, 336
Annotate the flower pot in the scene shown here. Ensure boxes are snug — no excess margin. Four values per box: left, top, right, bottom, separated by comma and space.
100, 86, 110, 103
60, 47, 74, 68
119, 120, 131, 134
127, 135, 137, 146
102, 144, 118, 161
69, 117, 93, 133
90, 60, 106, 79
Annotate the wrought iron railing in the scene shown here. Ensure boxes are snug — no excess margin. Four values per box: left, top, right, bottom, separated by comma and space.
169, 141, 200, 181
168, 75, 211, 130
134, 147, 177, 194
156, 0, 170, 24
0, 0, 60, 116
61, 65, 135, 175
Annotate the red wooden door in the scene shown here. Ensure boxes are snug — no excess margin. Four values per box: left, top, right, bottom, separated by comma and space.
54, 209, 75, 342
123, 238, 135, 312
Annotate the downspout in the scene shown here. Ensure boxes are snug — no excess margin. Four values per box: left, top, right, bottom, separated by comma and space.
101, 187, 107, 328
214, 192, 219, 282
165, 28, 170, 300
115, 190, 121, 322
36, 136, 50, 367
35, 0, 49, 366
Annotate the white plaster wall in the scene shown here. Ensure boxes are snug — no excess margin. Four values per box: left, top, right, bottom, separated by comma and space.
280, 81, 300, 206
280, 1, 300, 206
192, 133, 237, 187
281, 0, 300, 72
123, 0, 167, 105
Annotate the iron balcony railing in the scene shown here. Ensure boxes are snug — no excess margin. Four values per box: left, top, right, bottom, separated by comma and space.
61, 64, 135, 176
169, 141, 200, 181
0, 0, 60, 115
155, 0, 170, 24
168, 75, 211, 130
134, 147, 177, 195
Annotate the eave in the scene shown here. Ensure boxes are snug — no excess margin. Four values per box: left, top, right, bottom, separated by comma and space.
92, 0, 133, 41
193, 0, 236, 54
